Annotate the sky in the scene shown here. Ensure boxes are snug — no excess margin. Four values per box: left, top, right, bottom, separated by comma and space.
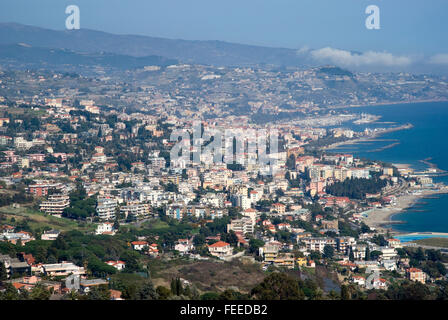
0, 0, 448, 71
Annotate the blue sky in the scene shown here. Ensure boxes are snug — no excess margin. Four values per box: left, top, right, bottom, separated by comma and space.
0, 0, 446, 55
1, 0, 448, 72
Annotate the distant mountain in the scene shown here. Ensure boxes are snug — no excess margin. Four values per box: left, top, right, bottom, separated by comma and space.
0, 43, 177, 71
0, 23, 306, 67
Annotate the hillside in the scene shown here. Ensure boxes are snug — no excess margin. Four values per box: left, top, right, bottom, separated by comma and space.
0, 23, 307, 67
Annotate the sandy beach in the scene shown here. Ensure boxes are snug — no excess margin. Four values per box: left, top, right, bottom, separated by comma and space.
362, 188, 448, 234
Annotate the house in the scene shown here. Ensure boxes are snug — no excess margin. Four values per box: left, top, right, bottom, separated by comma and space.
387, 238, 402, 248
380, 247, 397, 260
147, 243, 159, 257
110, 289, 124, 300
351, 275, 366, 286
0, 254, 31, 278
372, 278, 388, 290
41, 229, 60, 240
207, 241, 232, 258
407, 268, 427, 284
382, 260, 397, 271
271, 203, 286, 214
96, 222, 116, 235
0, 225, 15, 233
175, 239, 194, 255
80, 279, 109, 293
131, 241, 148, 251
41, 262, 85, 276
106, 260, 126, 271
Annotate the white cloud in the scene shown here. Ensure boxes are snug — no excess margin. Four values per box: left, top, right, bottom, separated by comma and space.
296, 46, 310, 55
429, 54, 448, 65
310, 47, 412, 67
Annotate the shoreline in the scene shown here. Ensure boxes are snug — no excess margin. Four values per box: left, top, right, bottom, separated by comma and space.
324, 123, 413, 151
331, 98, 448, 110
361, 187, 448, 234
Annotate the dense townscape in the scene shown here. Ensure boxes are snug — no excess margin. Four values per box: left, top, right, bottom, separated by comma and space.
0, 59, 448, 301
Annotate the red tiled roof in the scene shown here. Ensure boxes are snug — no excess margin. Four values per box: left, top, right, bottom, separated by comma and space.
208, 241, 230, 248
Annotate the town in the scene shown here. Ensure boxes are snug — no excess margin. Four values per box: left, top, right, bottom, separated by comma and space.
0, 64, 447, 300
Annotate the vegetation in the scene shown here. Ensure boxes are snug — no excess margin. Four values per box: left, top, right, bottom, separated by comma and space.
326, 176, 387, 200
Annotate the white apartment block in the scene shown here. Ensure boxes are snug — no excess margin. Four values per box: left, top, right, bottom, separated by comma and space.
39, 194, 70, 216
96, 198, 117, 220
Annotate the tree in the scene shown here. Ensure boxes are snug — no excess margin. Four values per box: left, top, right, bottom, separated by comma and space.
349, 247, 355, 262
341, 285, 350, 300
138, 281, 158, 300
323, 245, 335, 259
85, 285, 111, 300
0, 262, 7, 282
251, 273, 305, 300
171, 277, 183, 296
221, 231, 238, 247
370, 250, 383, 260
365, 246, 371, 261
29, 285, 51, 300
249, 239, 265, 255
156, 286, 172, 300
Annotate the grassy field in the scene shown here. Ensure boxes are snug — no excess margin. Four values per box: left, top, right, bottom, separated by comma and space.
0, 205, 96, 233
152, 259, 265, 294
412, 238, 448, 248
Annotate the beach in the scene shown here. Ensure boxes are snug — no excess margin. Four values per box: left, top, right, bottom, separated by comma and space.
362, 188, 448, 234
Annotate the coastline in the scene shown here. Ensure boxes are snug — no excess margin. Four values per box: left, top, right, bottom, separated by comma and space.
323, 123, 413, 151
324, 100, 448, 235
331, 98, 448, 110
361, 187, 448, 234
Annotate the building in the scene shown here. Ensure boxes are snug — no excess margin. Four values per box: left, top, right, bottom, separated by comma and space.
351, 275, 366, 286
380, 247, 397, 260
41, 230, 60, 241
302, 237, 336, 253
80, 279, 108, 293
96, 222, 115, 235
120, 203, 151, 220
131, 241, 148, 251
41, 262, 86, 276
407, 268, 427, 284
272, 253, 295, 269
96, 198, 117, 220
259, 241, 282, 263
106, 260, 126, 271
227, 217, 255, 235
0, 254, 31, 278
175, 239, 194, 255
271, 203, 286, 214
39, 194, 70, 216
207, 241, 232, 259
337, 237, 356, 254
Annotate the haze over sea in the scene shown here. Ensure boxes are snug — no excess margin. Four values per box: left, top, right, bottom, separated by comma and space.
331, 101, 448, 233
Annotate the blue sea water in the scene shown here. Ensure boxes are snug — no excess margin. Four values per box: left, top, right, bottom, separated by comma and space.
394, 234, 448, 243
331, 101, 448, 233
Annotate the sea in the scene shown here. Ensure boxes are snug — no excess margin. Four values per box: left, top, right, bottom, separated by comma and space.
330, 101, 448, 235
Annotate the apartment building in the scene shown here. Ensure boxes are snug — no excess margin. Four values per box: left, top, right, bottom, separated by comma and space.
39, 194, 70, 216
96, 198, 117, 220
227, 217, 255, 235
